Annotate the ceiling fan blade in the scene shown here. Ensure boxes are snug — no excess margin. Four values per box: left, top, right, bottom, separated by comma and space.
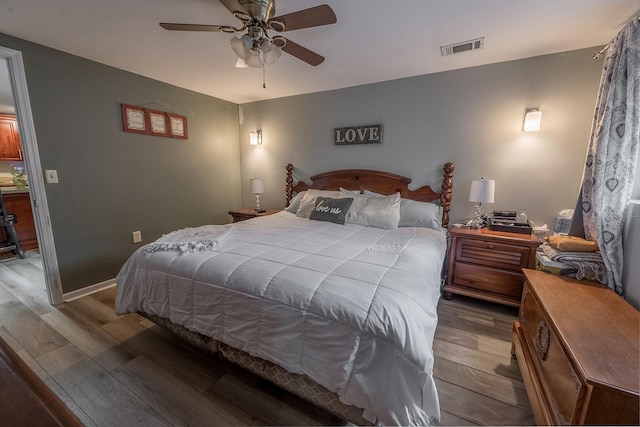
281, 38, 325, 66
160, 23, 227, 32
270, 4, 336, 32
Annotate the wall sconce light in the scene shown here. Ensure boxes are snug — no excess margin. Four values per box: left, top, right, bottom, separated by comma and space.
523, 108, 542, 132
250, 130, 262, 145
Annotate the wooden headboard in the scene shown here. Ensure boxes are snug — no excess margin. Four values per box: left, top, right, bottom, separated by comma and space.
285, 163, 455, 228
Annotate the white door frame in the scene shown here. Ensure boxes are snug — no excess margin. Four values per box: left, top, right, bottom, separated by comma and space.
1, 46, 63, 305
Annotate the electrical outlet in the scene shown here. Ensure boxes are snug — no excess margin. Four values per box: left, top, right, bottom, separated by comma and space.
132, 230, 142, 243
44, 169, 59, 184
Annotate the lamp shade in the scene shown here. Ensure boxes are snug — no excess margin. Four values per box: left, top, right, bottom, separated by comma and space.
469, 178, 495, 203
250, 177, 264, 194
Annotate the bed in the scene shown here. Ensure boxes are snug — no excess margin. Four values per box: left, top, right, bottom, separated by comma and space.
115, 162, 454, 426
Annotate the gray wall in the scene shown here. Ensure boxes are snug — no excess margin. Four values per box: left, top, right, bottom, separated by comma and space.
239, 48, 603, 231
0, 33, 241, 293
622, 201, 640, 309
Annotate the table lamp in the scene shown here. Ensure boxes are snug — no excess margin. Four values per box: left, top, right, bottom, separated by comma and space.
469, 177, 495, 228
250, 177, 265, 212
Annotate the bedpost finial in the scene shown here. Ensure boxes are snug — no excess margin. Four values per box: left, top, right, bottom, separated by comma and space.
286, 163, 294, 207
441, 162, 454, 228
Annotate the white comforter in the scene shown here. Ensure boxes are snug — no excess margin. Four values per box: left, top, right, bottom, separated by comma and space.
115, 211, 445, 425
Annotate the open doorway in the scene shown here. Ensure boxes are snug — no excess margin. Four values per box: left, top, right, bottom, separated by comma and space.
0, 46, 62, 305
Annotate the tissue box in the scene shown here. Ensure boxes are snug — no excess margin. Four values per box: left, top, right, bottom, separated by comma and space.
535, 252, 597, 281
554, 217, 572, 234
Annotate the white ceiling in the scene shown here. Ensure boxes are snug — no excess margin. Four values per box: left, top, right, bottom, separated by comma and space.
0, 0, 639, 104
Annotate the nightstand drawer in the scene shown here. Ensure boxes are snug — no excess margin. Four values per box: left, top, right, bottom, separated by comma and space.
455, 238, 530, 272
452, 262, 524, 300
520, 286, 586, 424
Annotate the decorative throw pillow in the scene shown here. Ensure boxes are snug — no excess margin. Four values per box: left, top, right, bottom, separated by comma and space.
296, 189, 343, 218
341, 189, 401, 229
309, 197, 354, 225
546, 235, 599, 252
285, 191, 307, 213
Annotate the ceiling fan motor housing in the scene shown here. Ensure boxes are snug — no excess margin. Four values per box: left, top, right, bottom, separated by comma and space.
238, 0, 275, 22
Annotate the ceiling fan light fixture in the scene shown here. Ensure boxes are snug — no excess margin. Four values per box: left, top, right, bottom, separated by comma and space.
245, 49, 263, 68
260, 38, 274, 53
263, 44, 281, 65
235, 57, 249, 68
230, 34, 252, 59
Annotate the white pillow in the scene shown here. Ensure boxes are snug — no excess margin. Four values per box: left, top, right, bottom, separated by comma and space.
296, 189, 342, 218
341, 189, 401, 229
339, 187, 361, 196
398, 198, 443, 230
363, 190, 442, 230
285, 191, 306, 213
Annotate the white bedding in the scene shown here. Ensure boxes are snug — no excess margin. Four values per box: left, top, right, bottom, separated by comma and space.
115, 211, 446, 425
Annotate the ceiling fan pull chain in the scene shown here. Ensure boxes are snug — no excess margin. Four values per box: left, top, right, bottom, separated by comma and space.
262, 52, 267, 88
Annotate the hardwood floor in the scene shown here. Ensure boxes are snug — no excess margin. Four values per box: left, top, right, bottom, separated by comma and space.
0, 253, 534, 426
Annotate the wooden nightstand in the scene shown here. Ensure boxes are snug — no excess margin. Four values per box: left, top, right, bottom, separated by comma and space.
228, 208, 280, 223
444, 227, 541, 307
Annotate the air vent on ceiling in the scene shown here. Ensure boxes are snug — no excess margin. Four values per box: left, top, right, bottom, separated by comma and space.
440, 37, 485, 56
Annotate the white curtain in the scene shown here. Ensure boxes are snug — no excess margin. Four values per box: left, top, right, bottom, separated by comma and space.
572, 18, 640, 295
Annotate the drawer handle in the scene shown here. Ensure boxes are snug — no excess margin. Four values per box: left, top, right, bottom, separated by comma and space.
486, 244, 494, 249
535, 321, 551, 360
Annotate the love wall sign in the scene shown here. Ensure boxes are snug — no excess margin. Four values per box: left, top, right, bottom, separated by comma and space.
334, 124, 383, 145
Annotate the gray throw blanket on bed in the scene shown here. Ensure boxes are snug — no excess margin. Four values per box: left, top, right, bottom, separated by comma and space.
541, 242, 606, 283
141, 225, 233, 255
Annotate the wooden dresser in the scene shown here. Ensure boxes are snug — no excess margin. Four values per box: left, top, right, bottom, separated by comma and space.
444, 227, 540, 306
512, 269, 639, 425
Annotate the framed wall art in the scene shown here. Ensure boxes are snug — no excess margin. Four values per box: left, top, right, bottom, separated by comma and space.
121, 104, 149, 135
167, 113, 188, 139
146, 109, 170, 137
121, 103, 188, 140
334, 124, 383, 145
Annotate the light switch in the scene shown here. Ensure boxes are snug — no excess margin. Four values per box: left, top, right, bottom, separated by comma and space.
45, 170, 59, 184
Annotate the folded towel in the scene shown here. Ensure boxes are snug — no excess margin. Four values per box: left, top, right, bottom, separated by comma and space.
541, 243, 606, 283
546, 235, 599, 252
141, 225, 232, 255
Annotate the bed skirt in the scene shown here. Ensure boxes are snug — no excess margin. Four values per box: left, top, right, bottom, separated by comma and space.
141, 313, 371, 425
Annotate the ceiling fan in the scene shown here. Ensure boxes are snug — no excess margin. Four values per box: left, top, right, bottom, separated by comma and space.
159, 0, 337, 68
